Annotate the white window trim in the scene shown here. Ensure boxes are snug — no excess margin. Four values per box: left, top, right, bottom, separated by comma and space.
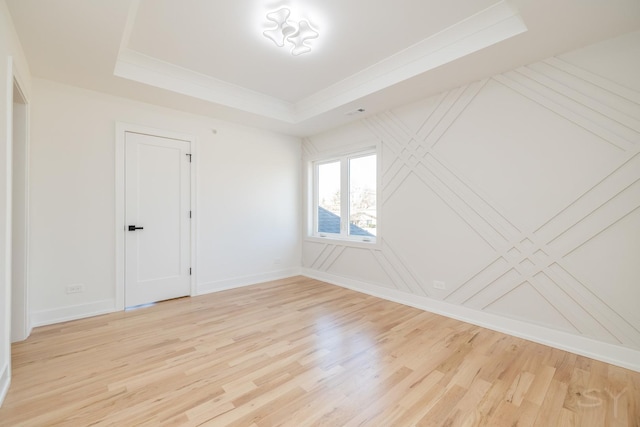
306, 145, 380, 248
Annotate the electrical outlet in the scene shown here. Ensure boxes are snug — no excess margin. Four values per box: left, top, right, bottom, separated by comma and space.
66, 284, 84, 294
433, 280, 446, 290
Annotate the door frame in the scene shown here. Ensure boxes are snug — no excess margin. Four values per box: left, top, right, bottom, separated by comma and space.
115, 122, 197, 311
2, 57, 31, 406
10, 70, 31, 342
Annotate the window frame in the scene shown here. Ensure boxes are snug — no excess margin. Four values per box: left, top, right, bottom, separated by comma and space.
308, 146, 380, 247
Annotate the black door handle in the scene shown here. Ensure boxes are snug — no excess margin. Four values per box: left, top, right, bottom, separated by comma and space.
128, 225, 144, 231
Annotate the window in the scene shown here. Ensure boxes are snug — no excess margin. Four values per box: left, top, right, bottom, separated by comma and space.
313, 150, 377, 243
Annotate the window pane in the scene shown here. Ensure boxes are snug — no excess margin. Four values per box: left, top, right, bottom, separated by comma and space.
317, 161, 341, 234
349, 154, 376, 237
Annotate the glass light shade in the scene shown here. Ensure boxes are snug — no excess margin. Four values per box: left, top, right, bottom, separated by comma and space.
263, 8, 318, 55
287, 20, 319, 56
263, 7, 295, 47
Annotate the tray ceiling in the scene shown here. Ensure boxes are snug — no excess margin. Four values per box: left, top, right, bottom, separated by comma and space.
6, 0, 640, 136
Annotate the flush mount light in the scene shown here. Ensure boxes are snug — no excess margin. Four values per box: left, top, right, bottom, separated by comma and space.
263, 7, 319, 56
263, 8, 295, 47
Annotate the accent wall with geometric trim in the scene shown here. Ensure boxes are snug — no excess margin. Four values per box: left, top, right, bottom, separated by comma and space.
302, 31, 640, 364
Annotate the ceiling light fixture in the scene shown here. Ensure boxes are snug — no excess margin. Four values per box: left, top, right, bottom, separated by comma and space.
263, 7, 318, 56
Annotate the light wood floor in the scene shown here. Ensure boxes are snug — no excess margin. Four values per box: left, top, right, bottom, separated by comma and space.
1, 277, 638, 426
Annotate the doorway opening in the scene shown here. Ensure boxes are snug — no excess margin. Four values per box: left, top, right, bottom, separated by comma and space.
11, 79, 30, 342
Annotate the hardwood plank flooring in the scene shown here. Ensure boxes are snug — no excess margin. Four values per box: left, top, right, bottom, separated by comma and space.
1, 276, 638, 426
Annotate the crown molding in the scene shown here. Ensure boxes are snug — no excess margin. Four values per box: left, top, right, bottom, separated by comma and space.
113, 0, 527, 124
295, 1, 527, 120
113, 49, 296, 122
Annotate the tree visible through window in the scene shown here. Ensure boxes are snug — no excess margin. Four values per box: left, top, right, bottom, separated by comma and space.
318, 161, 341, 233
315, 151, 377, 241
349, 154, 377, 236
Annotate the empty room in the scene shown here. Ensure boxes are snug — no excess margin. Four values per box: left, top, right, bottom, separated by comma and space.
1, 0, 639, 425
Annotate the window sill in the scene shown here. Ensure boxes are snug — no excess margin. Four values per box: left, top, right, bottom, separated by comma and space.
305, 235, 380, 249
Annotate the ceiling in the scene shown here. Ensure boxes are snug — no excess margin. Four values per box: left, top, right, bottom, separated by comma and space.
6, 0, 640, 137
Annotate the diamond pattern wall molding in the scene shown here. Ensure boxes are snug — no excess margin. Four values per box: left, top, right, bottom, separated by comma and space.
302, 33, 640, 370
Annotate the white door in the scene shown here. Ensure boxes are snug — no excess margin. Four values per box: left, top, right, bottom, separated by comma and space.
125, 131, 191, 307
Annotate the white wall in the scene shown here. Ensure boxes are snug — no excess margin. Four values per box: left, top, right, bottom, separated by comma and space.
0, 0, 31, 406
302, 31, 640, 371
29, 79, 301, 325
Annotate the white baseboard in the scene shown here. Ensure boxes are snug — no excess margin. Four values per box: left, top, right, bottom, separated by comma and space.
31, 300, 116, 328
0, 363, 9, 407
302, 268, 640, 373
30, 269, 302, 328
197, 267, 302, 295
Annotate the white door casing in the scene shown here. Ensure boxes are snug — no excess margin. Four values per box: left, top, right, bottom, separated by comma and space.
11, 77, 30, 342
115, 124, 196, 310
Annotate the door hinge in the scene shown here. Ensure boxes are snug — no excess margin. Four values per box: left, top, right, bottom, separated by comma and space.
186, 153, 192, 162
189, 210, 192, 218
189, 268, 192, 276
